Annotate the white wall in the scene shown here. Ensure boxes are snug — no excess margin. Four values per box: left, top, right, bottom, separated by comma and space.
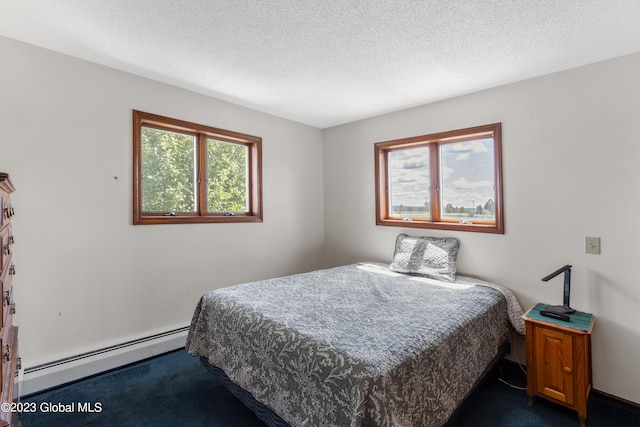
0, 36, 325, 368
323, 52, 640, 403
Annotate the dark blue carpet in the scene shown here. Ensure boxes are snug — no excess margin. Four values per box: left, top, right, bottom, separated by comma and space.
19, 349, 640, 426
445, 361, 640, 427
20, 349, 265, 427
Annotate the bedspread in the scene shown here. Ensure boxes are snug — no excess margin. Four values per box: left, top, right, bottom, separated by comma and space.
186, 263, 524, 427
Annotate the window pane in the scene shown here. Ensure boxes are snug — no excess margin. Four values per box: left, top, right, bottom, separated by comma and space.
141, 127, 196, 212
388, 146, 430, 219
207, 139, 248, 213
439, 138, 496, 223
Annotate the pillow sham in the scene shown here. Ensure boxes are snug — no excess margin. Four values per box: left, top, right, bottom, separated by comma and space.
389, 233, 460, 282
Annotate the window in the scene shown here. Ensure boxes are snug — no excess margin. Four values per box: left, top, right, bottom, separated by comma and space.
133, 110, 262, 224
375, 123, 503, 233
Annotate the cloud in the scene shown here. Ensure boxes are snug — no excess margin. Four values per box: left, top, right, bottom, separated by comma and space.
440, 165, 454, 179
402, 160, 427, 169
443, 139, 491, 162
452, 177, 493, 189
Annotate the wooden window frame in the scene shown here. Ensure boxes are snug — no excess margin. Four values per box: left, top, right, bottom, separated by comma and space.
133, 110, 263, 225
375, 123, 504, 234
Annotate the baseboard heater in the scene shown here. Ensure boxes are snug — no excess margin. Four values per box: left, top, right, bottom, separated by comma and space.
21, 326, 190, 397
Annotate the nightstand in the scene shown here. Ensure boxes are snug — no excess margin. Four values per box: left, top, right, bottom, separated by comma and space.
523, 304, 594, 427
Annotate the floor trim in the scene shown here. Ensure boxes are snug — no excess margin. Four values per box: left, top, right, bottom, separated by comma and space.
21, 326, 189, 397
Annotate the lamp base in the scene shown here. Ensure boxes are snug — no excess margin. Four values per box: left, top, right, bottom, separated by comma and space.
544, 305, 576, 314
540, 305, 575, 321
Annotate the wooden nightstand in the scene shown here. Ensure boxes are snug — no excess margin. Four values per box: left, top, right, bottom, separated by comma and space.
523, 304, 594, 427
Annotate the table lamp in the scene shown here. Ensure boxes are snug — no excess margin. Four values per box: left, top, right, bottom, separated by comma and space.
541, 264, 576, 321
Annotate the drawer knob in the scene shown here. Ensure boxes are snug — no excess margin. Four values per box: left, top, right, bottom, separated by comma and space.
10, 303, 15, 315
3, 344, 10, 362
9, 264, 15, 275
564, 366, 572, 374
3, 291, 9, 306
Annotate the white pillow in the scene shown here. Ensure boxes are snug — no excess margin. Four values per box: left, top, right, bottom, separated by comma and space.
389, 234, 460, 282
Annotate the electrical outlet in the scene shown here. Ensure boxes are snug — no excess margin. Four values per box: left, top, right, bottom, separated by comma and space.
585, 236, 601, 254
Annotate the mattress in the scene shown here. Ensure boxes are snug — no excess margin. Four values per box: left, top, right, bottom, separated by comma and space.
186, 262, 524, 426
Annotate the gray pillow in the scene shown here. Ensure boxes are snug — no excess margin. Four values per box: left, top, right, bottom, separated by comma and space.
389, 234, 460, 282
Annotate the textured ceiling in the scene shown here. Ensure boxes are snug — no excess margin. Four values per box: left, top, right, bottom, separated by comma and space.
2, 1, 640, 128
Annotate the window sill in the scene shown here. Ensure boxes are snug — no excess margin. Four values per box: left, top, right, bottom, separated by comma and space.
376, 218, 504, 234
133, 214, 263, 225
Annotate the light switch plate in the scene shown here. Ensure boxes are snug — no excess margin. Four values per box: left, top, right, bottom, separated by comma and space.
585, 236, 601, 254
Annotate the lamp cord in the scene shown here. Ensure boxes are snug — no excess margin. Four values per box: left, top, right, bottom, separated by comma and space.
497, 341, 528, 391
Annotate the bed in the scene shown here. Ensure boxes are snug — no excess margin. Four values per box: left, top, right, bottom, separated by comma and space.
186, 235, 525, 427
